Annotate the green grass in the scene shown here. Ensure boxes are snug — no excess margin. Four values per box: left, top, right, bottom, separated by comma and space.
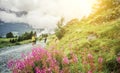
0, 38, 32, 48
0, 38, 13, 48
19, 39, 32, 44
47, 17, 120, 72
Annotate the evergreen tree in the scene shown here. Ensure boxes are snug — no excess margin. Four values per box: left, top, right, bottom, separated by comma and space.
6, 32, 14, 38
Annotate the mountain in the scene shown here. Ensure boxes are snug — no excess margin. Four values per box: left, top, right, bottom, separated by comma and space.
0, 23, 33, 37
0, 20, 4, 23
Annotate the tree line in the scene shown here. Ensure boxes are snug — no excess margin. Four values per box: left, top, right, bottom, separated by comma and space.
6, 31, 36, 43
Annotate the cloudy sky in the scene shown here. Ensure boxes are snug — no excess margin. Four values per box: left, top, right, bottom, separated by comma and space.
0, 0, 97, 29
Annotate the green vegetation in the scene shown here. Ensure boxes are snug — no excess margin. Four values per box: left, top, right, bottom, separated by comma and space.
6, 0, 120, 72
17, 31, 35, 42
0, 38, 13, 48
0, 38, 32, 48
0, 31, 35, 48
6, 32, 14, 38
55, 17, 66, 39
39, 33, 48, 41
89, 0, 120, 24
47, 0, 120, 72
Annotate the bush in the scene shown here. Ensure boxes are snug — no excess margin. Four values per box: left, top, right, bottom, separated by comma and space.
10, 39, 17, 43
6, 32, 14, 38
55, 28, 65, 40
8, 47, 78, 73
55, 17, 65, 40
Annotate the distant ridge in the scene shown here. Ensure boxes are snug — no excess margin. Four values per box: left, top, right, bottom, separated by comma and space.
0, 20, 4, 23
0, 22, 33, 37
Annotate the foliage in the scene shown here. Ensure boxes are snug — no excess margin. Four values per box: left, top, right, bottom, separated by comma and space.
39, 34, 48, 41
94, 0, 120, 13
0, 31, 34, 48
55, 28, 65, 40
8, 47, 120, 73
47, 5, 120, 72
10, 31, 34, 43
87, 0, 120, 24
0, 38, 32, 48
8, 47, 78, 73
9, 39, 17, 43
6, 32, 14, 38
41, 34, 48, 38
55, 17, 66, 40
7, 0, 120, 72
19, 31, 34, 41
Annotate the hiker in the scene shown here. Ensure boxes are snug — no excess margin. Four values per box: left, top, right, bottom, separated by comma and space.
32, 32, 37, 45
44, 37, 47, 43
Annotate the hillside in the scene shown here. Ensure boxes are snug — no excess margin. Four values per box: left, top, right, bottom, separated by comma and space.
47, 3, 120, 73
0, 23, 32, 37
6, 0, 120, 73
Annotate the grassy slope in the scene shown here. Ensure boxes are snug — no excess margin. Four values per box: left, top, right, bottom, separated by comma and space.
47, 15, 120, 72
49, 18, 120, 53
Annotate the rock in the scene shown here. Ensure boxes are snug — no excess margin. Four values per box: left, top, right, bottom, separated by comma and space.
76, 29, 82, 33
87, 34, 97, 41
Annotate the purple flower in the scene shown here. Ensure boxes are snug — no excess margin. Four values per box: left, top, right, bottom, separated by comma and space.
63, 56, 69, 64
24, 57, 34, 66
47, 68, 52, 73
73, 55, 78, 63
98, 57, 103, 63
35, 67, 46, 73
88, 70, 92, 73
8, 47, 77, 73
15, 60, 25, 70
60, 70, 63, 73
35, 67, 41, 73
21, 53, 25, 58
88, 53, 93, 59
117, 57, 120, 63
7, 60, 15, 69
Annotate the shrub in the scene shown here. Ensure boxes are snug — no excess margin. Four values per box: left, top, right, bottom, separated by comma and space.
55, 17, 65, 40
55, 28, 65, 40
8, 47, 78, 73
6, 32, 14, 38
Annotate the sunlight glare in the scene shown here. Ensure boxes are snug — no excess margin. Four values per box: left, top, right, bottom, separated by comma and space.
78, 0, 97, 16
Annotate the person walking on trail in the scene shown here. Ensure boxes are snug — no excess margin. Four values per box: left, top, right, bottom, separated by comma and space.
32, 33, 37, 45
44, 37, 47, 43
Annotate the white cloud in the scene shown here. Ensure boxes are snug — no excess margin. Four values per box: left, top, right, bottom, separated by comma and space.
0, 11, 24, 22
0, 0, 97, 29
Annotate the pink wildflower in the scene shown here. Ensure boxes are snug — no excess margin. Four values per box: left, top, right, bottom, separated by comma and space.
47, 68, 52, 73
73, 55, 78, 63
116, 56, 120, 63
88, 53, 93, 59
24, 57, 34, 66
98, 57, 103, 63
21, 53, 25, 58
60, 70, 63, 73
35, 67, 41, 73
88, 70, 92, 73
15, 60, 25, 70
7, 60, 15, 69
63, 56, 69, 64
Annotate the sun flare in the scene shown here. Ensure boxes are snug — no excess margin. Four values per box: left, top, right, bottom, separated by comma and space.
78, 0, 97, 16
